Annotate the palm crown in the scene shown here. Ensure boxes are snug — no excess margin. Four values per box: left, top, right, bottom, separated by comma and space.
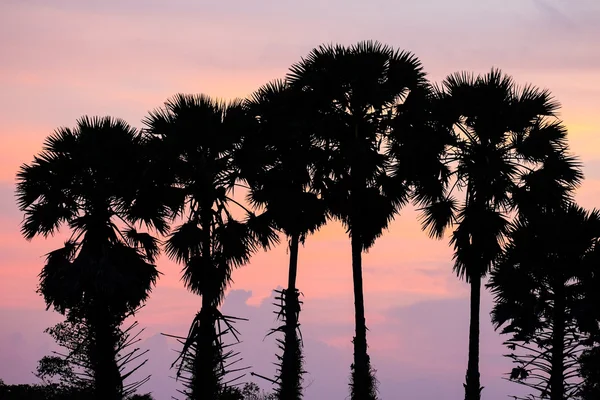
241, 79, 328, 240
490, 204, 600, 340
287, 41, 429, 249
432, 69, 583, 280
143, 94, 277, 307
16, 116, 160, 317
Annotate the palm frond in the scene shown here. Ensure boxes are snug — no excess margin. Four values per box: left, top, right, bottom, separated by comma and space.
245, 211, 280, 250
123, 228, 160, 263
417, 197, 457, 239
20, 201, 75, 240
165, 221, 204, 264
38, 242, 79, 313
451, 206, 510, 280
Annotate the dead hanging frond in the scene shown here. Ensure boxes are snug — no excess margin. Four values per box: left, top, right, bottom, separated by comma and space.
163, 308, 249, 399
116, 319, 152, 397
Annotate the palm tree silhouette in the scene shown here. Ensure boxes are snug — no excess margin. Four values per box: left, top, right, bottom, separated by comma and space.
489, 203, 599, 400
16, 116, 162, 400
488, 155, 587, 400
431, 69, 582, 400
143, 94, 277, 400
239, 80, 328, 399
287, 41, 428, 399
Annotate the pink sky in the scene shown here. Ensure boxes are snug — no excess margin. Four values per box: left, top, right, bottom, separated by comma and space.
1, 1, 599, 399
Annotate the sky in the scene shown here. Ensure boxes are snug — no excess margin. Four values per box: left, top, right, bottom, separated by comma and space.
0, 0, 599, 399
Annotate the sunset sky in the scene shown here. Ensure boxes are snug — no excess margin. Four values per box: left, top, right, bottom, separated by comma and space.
1, 1, 600, 399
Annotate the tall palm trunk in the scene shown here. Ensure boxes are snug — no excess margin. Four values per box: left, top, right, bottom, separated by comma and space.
350, 234, 376, 400
88, 307, 123, 400
278, 232, 303, 399
464, 275, 482, 400
287, 233, 300, 297
550, 281, 566, 400
191, 299, 220, 399
190, 204, 221, 400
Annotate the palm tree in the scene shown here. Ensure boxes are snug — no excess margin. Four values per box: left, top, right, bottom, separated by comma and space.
287, 41, 431, 399
488, 204, 600, 400
143, 94, 277, 400
238, 80, 328, 399
428, 69, 582, 400
16, 116, 163, 400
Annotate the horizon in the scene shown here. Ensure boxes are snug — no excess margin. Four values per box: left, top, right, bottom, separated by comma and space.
1, 1, 600, 399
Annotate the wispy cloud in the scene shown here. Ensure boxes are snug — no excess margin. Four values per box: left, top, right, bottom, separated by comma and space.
532, 0, 576, 30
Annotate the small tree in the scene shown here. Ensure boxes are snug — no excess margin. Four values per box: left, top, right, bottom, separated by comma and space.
35, 310, 152, 397
489, 205, 600, 400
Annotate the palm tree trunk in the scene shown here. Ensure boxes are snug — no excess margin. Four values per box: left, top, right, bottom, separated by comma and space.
190, 204, 221, 400
350, 234, 376, 400
550, 281, 566, 400
279, 232, 303, 400
88, 308, 123, 400
464, 275, 482, 400
192, 301, 220, 400
287, 233, 300, 292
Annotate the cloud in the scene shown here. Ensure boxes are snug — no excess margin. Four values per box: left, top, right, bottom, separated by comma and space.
532, 0, 575, 30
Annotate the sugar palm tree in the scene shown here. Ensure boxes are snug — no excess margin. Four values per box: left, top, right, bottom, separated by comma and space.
143, 94, 277, 400
239, 80, 328, 399
428, 69, 582, 400
16, 116, 163, 400
287, 41, 431, 399
488, 203, 600, 400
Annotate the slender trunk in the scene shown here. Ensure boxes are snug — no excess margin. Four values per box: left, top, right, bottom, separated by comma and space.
88, 307, 122, 400
191, 298, 220, 400
190, 205, 220, 400
349, 124, 376, 399
287, 234, 300, 292
550, 281, 566, 400
279, 233, 303, 400
464, 275, 482, 400
350, 234, 376, 400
